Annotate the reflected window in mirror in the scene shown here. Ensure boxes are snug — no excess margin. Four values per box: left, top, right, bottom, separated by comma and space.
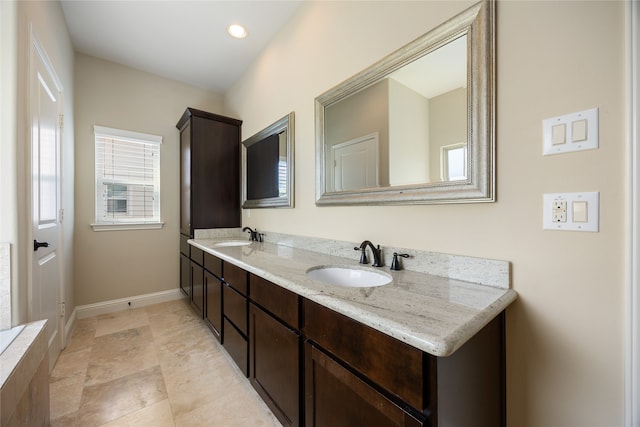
315, 0, 494, 205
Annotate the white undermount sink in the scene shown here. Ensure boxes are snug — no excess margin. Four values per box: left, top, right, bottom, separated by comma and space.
306, 265, 392, 288
213, 240, 252, 247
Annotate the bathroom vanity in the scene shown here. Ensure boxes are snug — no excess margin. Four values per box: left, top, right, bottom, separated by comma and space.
185, 231, 516, 427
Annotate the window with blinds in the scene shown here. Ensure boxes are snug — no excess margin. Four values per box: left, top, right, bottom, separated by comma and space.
94, 126, 162, 227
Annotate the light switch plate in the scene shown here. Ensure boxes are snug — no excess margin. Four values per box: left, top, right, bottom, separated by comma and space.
543, 192, 599, 232
543, 108, 598, 156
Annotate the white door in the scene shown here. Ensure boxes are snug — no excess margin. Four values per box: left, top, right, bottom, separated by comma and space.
329, 133, 379, 192
30, 32, 64, 369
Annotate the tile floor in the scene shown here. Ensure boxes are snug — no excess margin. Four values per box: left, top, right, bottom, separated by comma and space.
49, 298, 281, 427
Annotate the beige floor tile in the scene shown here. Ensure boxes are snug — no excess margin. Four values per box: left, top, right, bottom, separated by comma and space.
50, 411, 78, 427
76, 365, 168, 427
64, 319, 97, 354
97, 399, 175, 427
95, 307, 150, 337
50, 347, 91, 382
49, 373, 85, 420
173, 382, 281, 427
50, 299, 279, 426
85, 326, 158, 387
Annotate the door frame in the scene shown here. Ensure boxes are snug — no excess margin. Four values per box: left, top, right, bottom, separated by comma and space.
627, 1, 639, 426
27, 25, 65, 352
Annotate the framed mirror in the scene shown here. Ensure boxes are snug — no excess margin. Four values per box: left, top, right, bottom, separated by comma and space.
315, 0, 494, 205
242, 112, 294, 208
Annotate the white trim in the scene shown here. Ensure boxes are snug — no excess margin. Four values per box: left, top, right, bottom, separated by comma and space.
627, 1, 640, 426
93, 125, 163, 145
75, 289, 183, 319
90, 222, 164, 232
63, 306, 77, 349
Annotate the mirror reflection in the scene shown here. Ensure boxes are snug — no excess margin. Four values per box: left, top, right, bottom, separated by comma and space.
315, 0, 494, 205
324, 35, 467, 192
242, 112, 294, 208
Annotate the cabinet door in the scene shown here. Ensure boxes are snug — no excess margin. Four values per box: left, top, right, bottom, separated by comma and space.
305, 342, 424, 427
191, 261, 204, 318
179, 122, 191, 236
224, 318, 248, 376
180, 254, 191, 298
249, 303, 300, 427
205, 270, 222, 341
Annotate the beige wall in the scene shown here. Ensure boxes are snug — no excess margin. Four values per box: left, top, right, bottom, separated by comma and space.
1, 1, 75, 327
226, 1, 626, 425
73, 54, 223, 305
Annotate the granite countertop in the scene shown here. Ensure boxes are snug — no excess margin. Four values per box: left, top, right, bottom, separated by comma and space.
189, 238, 517, 357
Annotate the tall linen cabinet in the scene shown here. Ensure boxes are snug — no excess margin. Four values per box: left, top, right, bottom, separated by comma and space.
177, 107, 242, 333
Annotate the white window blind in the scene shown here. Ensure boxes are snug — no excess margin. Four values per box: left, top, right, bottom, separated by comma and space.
94, 126, 162, 228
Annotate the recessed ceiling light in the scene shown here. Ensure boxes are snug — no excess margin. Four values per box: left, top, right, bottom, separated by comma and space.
227, 24, 248, 39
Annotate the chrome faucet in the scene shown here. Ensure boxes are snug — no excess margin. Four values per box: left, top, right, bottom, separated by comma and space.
242, 227, 262, 242
354, 240, 384, 267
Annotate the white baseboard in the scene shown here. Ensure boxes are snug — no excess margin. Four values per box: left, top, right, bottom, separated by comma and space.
75, 288, 184, 319
63, 307, 77, 348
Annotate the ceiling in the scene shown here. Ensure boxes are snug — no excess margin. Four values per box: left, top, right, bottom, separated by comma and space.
60, 1, 304, 94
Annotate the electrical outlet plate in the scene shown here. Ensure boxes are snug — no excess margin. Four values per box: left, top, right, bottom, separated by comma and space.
543, 192, 599, 232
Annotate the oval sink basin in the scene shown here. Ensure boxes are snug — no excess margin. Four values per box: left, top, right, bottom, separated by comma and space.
213, 241, 251, 247
306, 266, 392, 288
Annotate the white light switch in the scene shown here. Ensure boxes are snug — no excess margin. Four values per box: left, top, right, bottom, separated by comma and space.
572, 119, 587, 142
543, 192, 599, 232
572, 201, 588, 222
552, 124, 566, 145
543, 108, 598, 155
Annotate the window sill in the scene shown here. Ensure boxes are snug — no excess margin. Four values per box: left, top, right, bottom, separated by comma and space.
91, 222, 164, 232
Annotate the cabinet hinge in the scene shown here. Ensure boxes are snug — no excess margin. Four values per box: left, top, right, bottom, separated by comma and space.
59, 114, 64, 129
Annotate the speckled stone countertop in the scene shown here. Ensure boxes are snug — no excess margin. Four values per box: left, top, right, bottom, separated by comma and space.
189, 234, 517, 357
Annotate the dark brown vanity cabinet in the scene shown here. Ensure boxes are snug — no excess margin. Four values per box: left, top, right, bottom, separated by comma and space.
177, 108, 241, 305
222, 261, 249, 376
194, 258, 505, 427
179, 236, 191, 299
177, 108, 242, 237
303, 299, 505, 427
204, 253, 223, 341
249, 274, 301, 427
190, 246, 204, 317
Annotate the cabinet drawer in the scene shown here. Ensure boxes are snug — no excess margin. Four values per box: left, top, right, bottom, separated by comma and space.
305, 342, 424, 427
205, 271, 222, 341
303, 299, 426, 411
224, 284, 247, 335
180, 234, 190, 256
223, 318, 248, 376
204, 252, 222, 278
250, 274, 299, 330
224, 261, 247, 295
191, 246, 204, 266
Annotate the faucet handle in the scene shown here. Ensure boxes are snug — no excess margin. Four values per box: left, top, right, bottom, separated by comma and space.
390, 252, 410, 271
354, 246, 369, 264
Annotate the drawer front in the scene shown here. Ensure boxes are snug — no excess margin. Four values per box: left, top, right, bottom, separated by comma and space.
205, 271, 222, 341
224, 284, 247, 335
249, 274, 299, 330
303, 299, 425, 411
180, 234, 190, 256
204, 252, 222, 278
305, 342, 424, 427
224, 261, 247, 295
223, 318, 248, 376
190, 246, 204, 266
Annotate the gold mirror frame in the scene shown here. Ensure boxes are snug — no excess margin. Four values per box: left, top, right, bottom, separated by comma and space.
315, 0, 494, 205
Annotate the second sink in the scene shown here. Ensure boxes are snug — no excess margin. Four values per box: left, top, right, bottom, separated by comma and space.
306, 265, 392, 288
